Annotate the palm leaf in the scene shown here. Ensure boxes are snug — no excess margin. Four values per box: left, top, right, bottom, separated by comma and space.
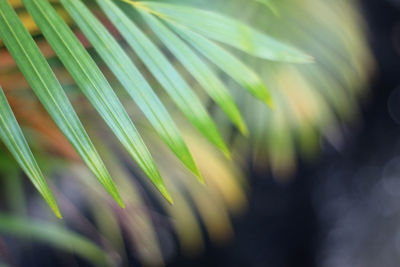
0, 214, 110, 266
22, 0, 172, 202
97, 0, 230, 158
172, 25, 274, 107
0, 86, 61, 218
140, 11, 249, 135
129, 1, 312, 63
0, 0, 123, 210
254, 0, 279, 16
59, 0, 202, 181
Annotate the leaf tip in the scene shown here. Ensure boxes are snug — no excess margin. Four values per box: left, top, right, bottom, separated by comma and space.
264, 95, 275, 110
279, 50, 315, 64
118, 201, 126, 209
182, 154, 204, 183
196, 171, 206, 185
191, 166, 205, 184
165, 193, 174, 205
304, 54, 315, 64
239, 121, 249, 137
158, 184, 174, 204
54, 208, 63, 219
47, 199, 62, 219
109, 188, 125, 209
43, 192, 62, 219
293, 53, 315, 64
115, 196, 126, 209
223, 147, 232, 160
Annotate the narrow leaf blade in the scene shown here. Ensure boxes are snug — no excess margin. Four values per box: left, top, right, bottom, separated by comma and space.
60, 0, 202, 181
172, 24, 274, 107
0, 0, 123, 207
23, 0, 171, 202
0, 86, 61, 218
98, 0, 230, 158
141, 11, 248, 135
132, 1, 312, 63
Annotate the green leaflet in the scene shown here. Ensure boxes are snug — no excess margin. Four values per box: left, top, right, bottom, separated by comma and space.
0, 86, 61, 218
131, 1, 312, 63
171, 24, 274, 107
23, 0, 172, 202
140, 11, 248, 136
98, 0, 230, 158
254, 0, 279, 16
60, 0, 202, 182
0, 214, 109, 266
0, 0, 123, 208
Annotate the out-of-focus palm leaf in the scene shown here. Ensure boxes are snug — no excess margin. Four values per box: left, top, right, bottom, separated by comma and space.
172, 25, 273, 107
59, 0, 202, 181
22, 0, 171, 202
213, 0, 374, 177
0, 0, 123, 211
97, 0, 230, 158
148, 128, 246, 245
0, 214, 110, 266
0, 86, 61, 218
129, 1, 312, 63
254, 0, 279, 16
140, 11, 248, 135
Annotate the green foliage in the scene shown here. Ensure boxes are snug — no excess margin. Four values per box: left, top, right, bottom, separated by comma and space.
131, 1, 312, 62
0, 0, 373, 265
0, 0, 309, 216
98, 0, 231, 158
0, 87, 61, 218
0, 214, 110, 266
23, 0, 171, 203
60, 0, 202, 181
0, 0, 123, 212
173, 26, 274, 107
141, 11, 248, 135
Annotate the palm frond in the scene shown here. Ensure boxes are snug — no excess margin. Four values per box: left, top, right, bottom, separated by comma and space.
0, 0, 374, 264
0, 86, 61, 218
141, 11, 249, 135
97, 0, 231, 157
172, 24, 274, 107
22, 0, 172, 203
0, 0, 371, 239
0, 0, 123, 213
129, 0, 312, 62
59, 0, 202, 181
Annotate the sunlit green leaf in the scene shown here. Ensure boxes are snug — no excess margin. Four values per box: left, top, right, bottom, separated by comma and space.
140, 11, 248, 135
130, 1, 312, 63
60, 0, 202, 182
0, 0, 123, 208
0, 86, 61, 218
98, 0, 230, 158
23, 0, 172, 202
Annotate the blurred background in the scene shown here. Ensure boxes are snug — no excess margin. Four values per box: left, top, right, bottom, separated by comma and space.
0, 0, 400, 266
175, 0, 400, 266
